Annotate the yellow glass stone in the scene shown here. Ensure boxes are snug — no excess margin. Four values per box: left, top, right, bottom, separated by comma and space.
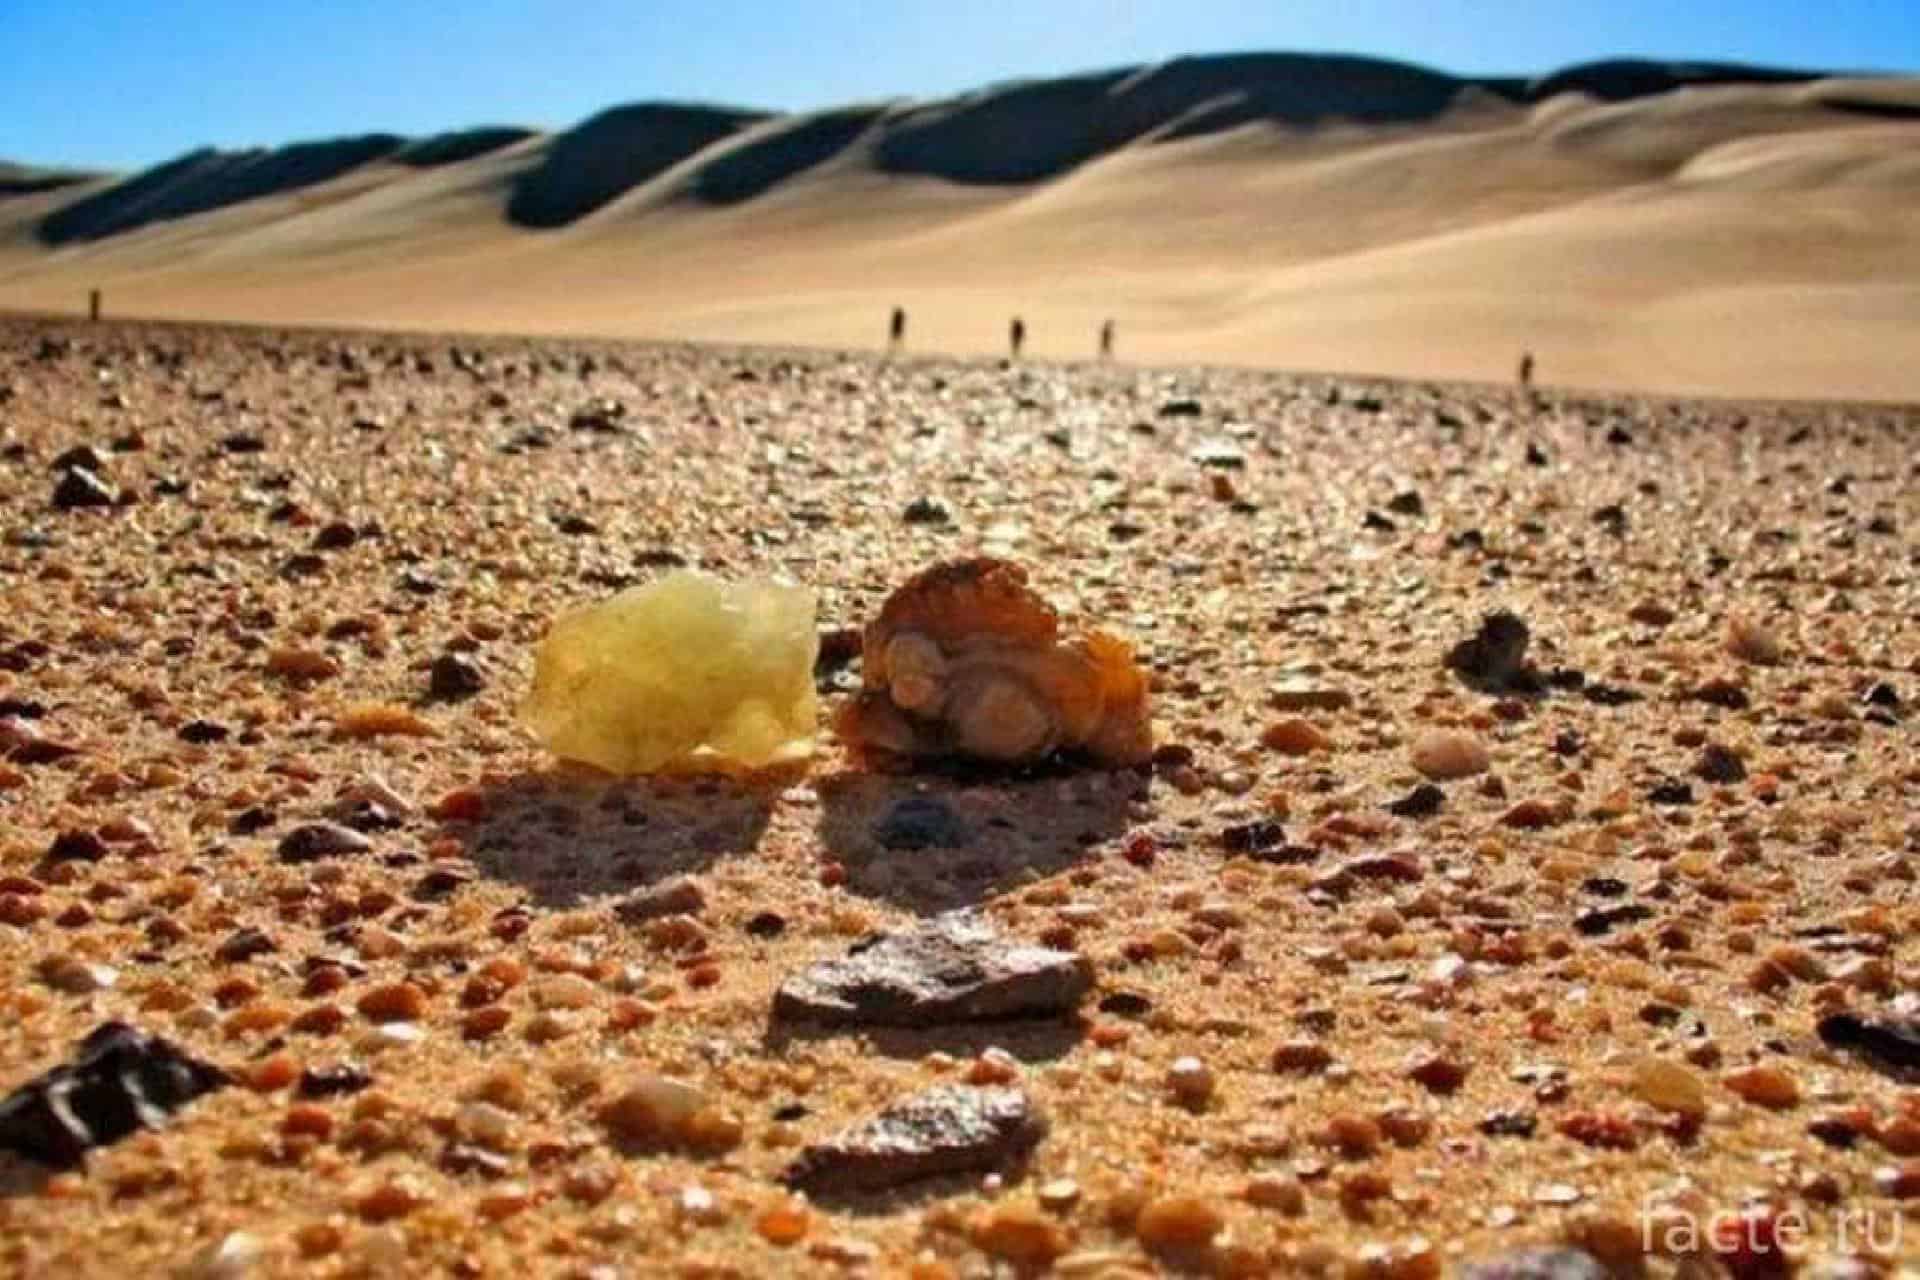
521, 571, 818, 774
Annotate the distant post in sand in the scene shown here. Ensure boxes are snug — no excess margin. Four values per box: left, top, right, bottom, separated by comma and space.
1517, 350, 1535, 390
1099, 319, 1114, 361
88, 289, 101, 323
1009, 316, 1026, 360
888, 305, 906, 352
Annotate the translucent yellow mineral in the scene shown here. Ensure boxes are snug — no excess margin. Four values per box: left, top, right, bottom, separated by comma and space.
521, 572, 819, 774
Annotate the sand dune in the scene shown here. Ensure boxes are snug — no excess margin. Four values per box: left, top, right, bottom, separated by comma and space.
2, 53, 1917, 400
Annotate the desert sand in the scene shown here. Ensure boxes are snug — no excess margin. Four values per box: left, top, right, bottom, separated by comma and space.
3, 56, 1920, 402
0, 313, 1915, 1278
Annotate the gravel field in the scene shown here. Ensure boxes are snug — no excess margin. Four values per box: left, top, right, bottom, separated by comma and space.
0, 316, 1916, 1278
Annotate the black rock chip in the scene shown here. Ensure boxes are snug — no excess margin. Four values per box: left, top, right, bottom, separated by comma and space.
1459, 1248, 1608, 1280
1445, 611, 1539, 693
1158, 399, 1203, 418
177, 719, 230, 744
744, 911, 787, 939
1581, 683, 1642, 706
214, 928, 277, 964
1386, 491, 1424, 516
219, 432, 266, 454
1574, 903, 1653, 937
1097, 992, 1153, 1019
782, 1084, 1045, 1195
313, 521, 359, 551
1818, 1011, 1920, 1073
46, 829, 109, 863
1647, 779, 1695, 806
1384, 784, 1445, 818
874, 795, 968, 852
50, 445, 106, 473
1696, 744, 1747, 784
428, 653, 487, 702
772, 912, 1091, 1027
52, 467, 116, 510
0, 1022, 229, 1168
276, 821, 374, 864
901, 496, 950, 526
297, 1061, 374, 1098
1218, 819, 1286, 854
1478, 1109, 1538, 1138
1863, 682, 1901, 712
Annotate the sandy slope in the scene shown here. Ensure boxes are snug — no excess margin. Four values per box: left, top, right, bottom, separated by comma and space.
2, 71, 1918, 401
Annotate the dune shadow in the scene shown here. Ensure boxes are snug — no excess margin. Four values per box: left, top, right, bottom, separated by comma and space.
813, 762, 1145, 914
436, 766, 781, 909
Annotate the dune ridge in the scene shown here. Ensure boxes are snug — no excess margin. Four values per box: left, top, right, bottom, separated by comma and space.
2, 52, 1917, 401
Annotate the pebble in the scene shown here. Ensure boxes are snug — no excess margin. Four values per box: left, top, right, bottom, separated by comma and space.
1260, 717, 1330, 755
615, 874, 707, 922
783, 1085, 1044, 1194
773, 911, 1091, 1027
276, 821, 373, 864
1408, 730, 1490, 780
428, 653, 486, 701
181, 1231, 265, 1280
1269, 678, 1352, 712
1133, 1194, 1224, 1251
1445, 612, 1537, 692
971, 1203, 1069, 1268
1723, 1064, 1799, 1108
1630, 1057, 1707, 1119
52, 467, 117, 510
600, 1073, 713, 1146
1165, 1056, 1215, 1107
1817, 1010, 1920, 1072
873, 794, 969, 851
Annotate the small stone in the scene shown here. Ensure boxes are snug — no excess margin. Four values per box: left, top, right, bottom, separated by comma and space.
1269, 679, 1352, 712
1406, 1051, 1468, 1094
266, 647, 340, 681
216, 928, 278, 964
755, 1199, 812, 1246
902, 496, 951, 525
1260, 717, 1329, 755
47, 829, 110, 863
181, 1231, 265, 1280
1445, 612, 1537, 692
335, 703, 437, 739
533, 974, 598, 1010
1134, 1195, 1223, 1251
1409, 730, 1489, 780
428, 654, 486, 701
971, 1203, 1069, 1268
600, 1073, 712, 1146
1272, 1040, 1333, 1074
873, 794, 968, 851
40, 955, 117, 994
783, 1085, 1044, 1194
1817, 1010, 1920, 1072
1627, 600, 1675, 626
1630, 1058, 1707, 1119
1726, 615, 1782, 665
614, 875, 707, 923
276, 822, 372, 864
298, 1062, 373, 1098
52, 467, 116, 510
1696, 743, 1747, 784
773, 912, 1092, 1027
1723, 1064, 1799, 1109
1385, 783, 1445, 818
0, 1021, 228, 1168
313, 521, 359, 550
1165, 1057, 1214, 1107
356, 982, 427, 1022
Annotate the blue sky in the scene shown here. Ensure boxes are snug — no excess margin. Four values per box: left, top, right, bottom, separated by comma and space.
5, 1, 1917, 171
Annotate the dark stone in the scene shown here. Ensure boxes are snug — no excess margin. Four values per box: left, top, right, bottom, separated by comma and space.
1574, 903, 1653, 937
1580, 877, 1629, 898
1444, 611, 1538, 693
1817, 1011, 1920, 1072
1459, 1248, 1608, 1280
873, 794, 969, 852
1478, 1109, 1538, 1138
297, 1061, 374, 1098
1696, 744, 1747, 784
1524, 443, 1549, 466
1098, 992, 1152, 1019
413, 866, 474, 900
177, 719, 231, 744
313, 522, 359, 551
1362, 510, 1397, 532
1550, 729, 1584, 756
0, 1021, 229, 1168
440, 1142, 511, 1178
428, 654, 486, 701
553, 513, 599, 536
220, 432, 266, 454
277, 821, 374, 864
1384, 784, 1445, 818
1691, 678, 1750, 710
50, 445, 106, 473
1648, 779, 1694, 806
228, 807, 277, 836
340, 801, 403, 833
52, 467, 115, 510
279, 553, 327, 580
1590, 503, 1627, 535
1218, 819, 1286, 854
614, 875, 706, 923
1386, 491, 1424, 516
772, 912, 1092, 1027
1863, 682, 1900, 711
1158, 399, 1203, 418
744, 911, 787, 939
782, 1085, 1044, 1195
215, 928, 277, 964
901, 496, 950, 526
47, 829, 109, 863
1581, 683, 1642, 706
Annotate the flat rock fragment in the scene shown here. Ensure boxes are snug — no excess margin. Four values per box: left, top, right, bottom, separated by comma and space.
773, 912, 1092, 1027
0, 1022, 229, 1168
782, 1084, 1044, 1193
